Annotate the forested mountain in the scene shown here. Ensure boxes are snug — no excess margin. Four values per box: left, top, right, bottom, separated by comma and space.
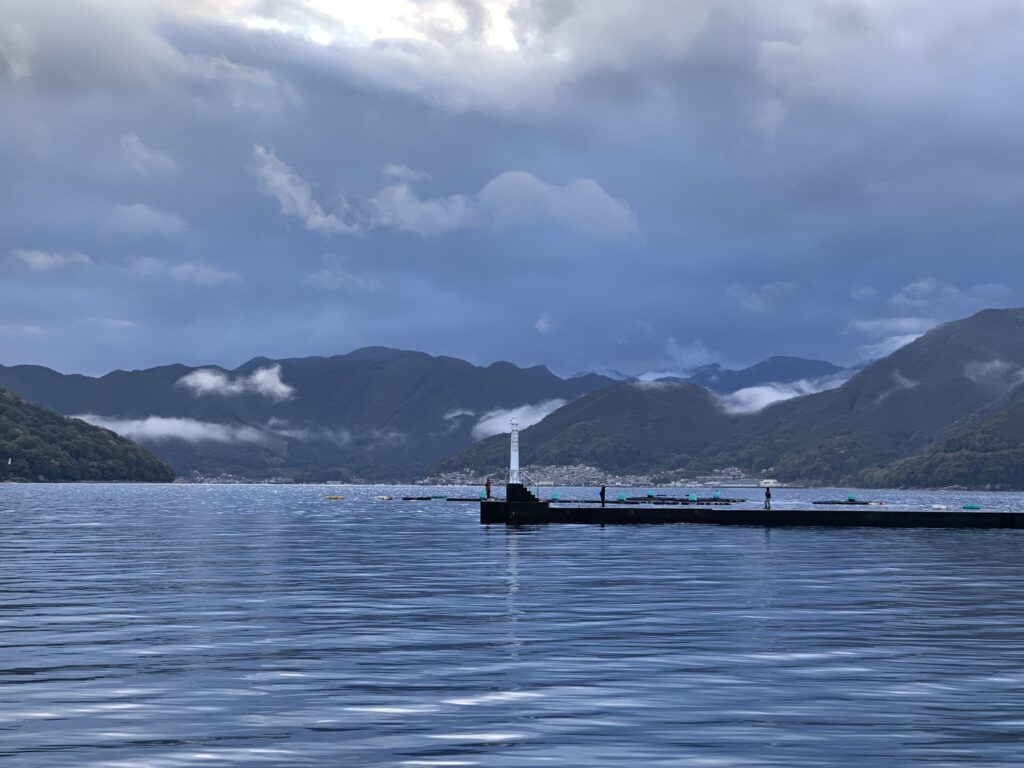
577, 356, 848, 393
863, 383, 1024, 489
7, 309, 1024, 487
438, 308, 1024, 487
436, 380, 733, 475
686, 356, 845, 393
0, 389, 174, 482
0, 348, 613, 481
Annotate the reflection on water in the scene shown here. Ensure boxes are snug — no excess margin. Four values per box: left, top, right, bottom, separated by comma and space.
2, 483, 1024, 766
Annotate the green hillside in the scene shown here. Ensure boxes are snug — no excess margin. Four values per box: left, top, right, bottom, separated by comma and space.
0, 348, 613, 481
862, 386, 1024, 489
0, 389, 174, 482
438, 308, 1024, 487
440, 381, 734, 475
716, 307, 1024, 481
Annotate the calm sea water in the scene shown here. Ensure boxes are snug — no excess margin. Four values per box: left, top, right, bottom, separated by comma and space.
3, 484, 1024, 767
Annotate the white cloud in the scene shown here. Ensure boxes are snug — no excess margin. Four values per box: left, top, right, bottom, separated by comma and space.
472, 399, 567, 440
874, 370, 921, 404
444, 408, 477, 420
131, 257, 240, 286
109, 203, 188, 238
265, 418, 353, 445
383, 164, 430, 182
76, 414, 267, 443
727, 281, 796, 313
534, 312, 555, 335
889, 278, 961, 309
756, 2, 1024, 116
718, 371, 852, 414
889, 278, 1010, 310
371, 181, 471, 236
848, 317, 937, 336
851, 314, 941, 363
858, 334, 922, 360
252, 149, 636, 239
177, 364, 295, 401
246, 365, 295, 401
251, 145, 359, 235
0, 21, 32, 81
10, 1, 1024, 123
477, 171, 638, 237
11, 248, 92, 270
633, 371, 682, 383
192, 54, 299, 112
633, 379, 684, 390
121, 132, 176, 175
223, 1, 712, 113
964, 360, 1024, 389
664, 337, 721, 374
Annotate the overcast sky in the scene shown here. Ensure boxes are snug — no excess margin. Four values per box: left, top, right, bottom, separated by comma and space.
2, 0, 1021, 376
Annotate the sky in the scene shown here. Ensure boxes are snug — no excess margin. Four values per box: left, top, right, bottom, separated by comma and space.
1, 0, 1022, 377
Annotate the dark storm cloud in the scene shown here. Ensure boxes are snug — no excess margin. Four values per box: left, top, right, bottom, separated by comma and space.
1, 0, 1022, 377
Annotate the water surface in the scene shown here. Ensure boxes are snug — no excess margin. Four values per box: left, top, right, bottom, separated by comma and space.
2, 484, 1024, 766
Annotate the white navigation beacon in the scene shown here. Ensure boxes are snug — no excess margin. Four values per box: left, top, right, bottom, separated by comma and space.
509, 416, 520, 484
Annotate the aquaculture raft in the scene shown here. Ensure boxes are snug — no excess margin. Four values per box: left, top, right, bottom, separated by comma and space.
481, 484, 1024, 529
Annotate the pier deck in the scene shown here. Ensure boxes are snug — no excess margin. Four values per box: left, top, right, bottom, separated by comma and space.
481, 489, 1024, 529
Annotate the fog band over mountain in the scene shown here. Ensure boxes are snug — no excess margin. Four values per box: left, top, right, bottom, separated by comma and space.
77, 415, 267, 444
717, 371, 856, 415
471, 400, 568, 440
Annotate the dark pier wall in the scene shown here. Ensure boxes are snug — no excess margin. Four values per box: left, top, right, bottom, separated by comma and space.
481, 496, 1024, 529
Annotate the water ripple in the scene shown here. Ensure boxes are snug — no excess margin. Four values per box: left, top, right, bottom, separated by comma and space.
2, 483, 1024, 766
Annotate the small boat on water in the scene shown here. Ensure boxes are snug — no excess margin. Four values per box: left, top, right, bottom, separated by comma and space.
324, 495, 345, 500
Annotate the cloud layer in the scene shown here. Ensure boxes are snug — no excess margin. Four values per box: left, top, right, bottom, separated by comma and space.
0, 1, 1021, 377
471, 399, 567, 440
717, 371, 854, 414
251, 146, 637, 239
11, 248, 92, 270
78, 414, 266, 443
177, 365, 295, 401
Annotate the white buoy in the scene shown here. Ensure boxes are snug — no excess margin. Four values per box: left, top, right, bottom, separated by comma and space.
509, 416, 520, 485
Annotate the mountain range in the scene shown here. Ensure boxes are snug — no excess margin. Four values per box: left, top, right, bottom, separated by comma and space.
685, 357, 846, 394
0, 348, 612, 480
575, 357, 847, 393
4, 308, 1024, 488
439, 308, 1024, 488
0, 349, 848, 482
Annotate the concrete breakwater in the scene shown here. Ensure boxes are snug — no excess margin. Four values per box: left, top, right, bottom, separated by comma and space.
481, 485, 1024, 529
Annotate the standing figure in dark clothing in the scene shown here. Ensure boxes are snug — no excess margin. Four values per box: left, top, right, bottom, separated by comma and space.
764, 485, 772, 510
600, 485, 607, 507
485, 478, 491, 499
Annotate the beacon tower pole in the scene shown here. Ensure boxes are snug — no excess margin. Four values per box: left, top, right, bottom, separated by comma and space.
509, 417, 520, 485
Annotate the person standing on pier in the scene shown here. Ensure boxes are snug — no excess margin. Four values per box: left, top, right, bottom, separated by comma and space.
600, 485, 606, 507
485, 478, 491, 499
764, 485, 772, 510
